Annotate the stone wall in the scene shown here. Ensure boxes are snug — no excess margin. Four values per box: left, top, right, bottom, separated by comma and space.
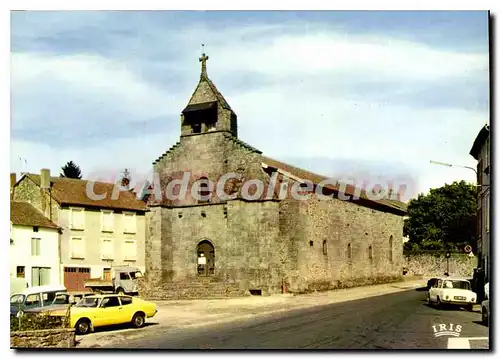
10, 328, 76, 349
142, 200, 282, 298
13, 175, 60, 223
404, 253, 477, 278
280, 193, 404, 293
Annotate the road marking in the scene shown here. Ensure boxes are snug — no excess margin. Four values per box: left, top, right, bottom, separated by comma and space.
447, 337, 489, 349
447, 338, 471, 349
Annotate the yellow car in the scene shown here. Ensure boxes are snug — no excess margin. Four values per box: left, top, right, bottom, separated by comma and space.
54, 294, 157, 335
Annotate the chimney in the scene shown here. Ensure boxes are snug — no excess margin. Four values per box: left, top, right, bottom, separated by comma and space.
10, 173, 16, 189
40, 168, 51, 189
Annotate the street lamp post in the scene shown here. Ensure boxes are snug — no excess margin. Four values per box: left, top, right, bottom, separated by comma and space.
429, 160, 477, 176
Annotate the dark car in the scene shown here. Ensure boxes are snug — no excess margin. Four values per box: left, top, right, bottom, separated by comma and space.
23, 292, 92, 314
10, 285, 67, 316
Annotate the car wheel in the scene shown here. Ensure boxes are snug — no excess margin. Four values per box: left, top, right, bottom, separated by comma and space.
116, 288, 125, 295
436, 297, 442, 308
131, 312, 146, 328
75, 318, 91, 335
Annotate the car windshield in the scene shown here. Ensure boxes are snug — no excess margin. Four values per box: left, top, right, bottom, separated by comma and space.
10, 294, 24, 304
129, 271, 143, 279
444, 280, 470, 290
52, 294, 69, 305
75, 297, 100, 308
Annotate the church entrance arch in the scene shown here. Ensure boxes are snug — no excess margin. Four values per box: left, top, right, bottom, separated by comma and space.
197, 240, 215, 276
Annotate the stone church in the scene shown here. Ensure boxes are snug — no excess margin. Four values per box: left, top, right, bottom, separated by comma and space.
139, 53, 407, 299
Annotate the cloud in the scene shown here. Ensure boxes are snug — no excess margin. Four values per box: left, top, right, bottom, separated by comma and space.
10, 12, 488, 200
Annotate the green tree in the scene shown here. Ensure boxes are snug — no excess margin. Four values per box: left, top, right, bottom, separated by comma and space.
403, 181, 477, 252
60, 161, 82, 179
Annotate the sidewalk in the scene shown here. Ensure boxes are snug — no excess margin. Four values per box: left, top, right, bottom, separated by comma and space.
78, 277, 427, 348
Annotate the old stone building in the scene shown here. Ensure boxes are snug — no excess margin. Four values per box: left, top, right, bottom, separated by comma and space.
140, 53, 408, 299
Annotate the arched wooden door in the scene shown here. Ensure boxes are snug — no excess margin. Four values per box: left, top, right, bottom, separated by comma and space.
197, 240, 215, 276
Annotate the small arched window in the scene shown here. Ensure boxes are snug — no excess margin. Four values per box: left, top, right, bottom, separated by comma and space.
323, 240, 327, 255
347, 243, 352, 260
369, 245, 373, 261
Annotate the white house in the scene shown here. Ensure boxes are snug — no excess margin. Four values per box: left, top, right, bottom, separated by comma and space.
10, 201, 61, 287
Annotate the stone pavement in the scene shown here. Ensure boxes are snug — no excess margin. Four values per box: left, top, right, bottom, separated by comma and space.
78, 277, 428, 348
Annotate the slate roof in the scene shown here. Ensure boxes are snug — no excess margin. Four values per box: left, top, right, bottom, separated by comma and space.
18, 174, 148, 212
469, 124, 490, 160
10, 201, 59, 229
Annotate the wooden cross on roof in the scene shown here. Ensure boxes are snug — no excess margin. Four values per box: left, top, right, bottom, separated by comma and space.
199, 44, 209, 77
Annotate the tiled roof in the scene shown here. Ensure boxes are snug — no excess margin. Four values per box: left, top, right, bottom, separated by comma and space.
261, 156, 407, 214
10, 201, 59, 229
22, 174, 148, 212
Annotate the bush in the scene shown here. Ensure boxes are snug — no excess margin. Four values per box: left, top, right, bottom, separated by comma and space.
10, 307, 71, 332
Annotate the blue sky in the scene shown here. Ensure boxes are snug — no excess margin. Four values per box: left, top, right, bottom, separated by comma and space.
10, 10, 489, 200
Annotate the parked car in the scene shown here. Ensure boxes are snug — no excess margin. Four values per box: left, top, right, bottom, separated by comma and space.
23, 291, 94, 314
84, 266, 143, 295
48, 294, 157, 335
427, 277, 476, 310
481, 282, 489, 326
10, 285, 67, 316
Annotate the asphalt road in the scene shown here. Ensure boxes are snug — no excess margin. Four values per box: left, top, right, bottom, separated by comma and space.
106, 288, 489, 350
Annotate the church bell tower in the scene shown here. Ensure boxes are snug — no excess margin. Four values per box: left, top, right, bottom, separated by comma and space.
180, 50, 238, 138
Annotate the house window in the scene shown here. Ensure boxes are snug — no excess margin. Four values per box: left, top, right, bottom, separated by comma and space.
101, 238, 114, 260
16, 266, 25, 278
70, 237, 85, 259
347, 243, 352, 261
31, 238, 41, 256
70, 208, 85, 230
323, 240, 327, 255
368, 245, 373, 261
123, 240, 137, 261
123, 212, 137, 234
32, 267, 50, 287
101, 210, 114, 233
33, 226, 39, 232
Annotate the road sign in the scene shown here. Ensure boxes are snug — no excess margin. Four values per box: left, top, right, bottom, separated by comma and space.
464, 245, 472, 253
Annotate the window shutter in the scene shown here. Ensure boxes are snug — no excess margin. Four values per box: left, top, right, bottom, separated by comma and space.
71, 237, 84, 259
71, 209, 84, 230
124, 240, 136, 261
123, 213, 136, 234
101, 238, 113, 259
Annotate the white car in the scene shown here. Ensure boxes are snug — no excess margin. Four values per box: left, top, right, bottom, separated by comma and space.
428, 277, 476, 310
